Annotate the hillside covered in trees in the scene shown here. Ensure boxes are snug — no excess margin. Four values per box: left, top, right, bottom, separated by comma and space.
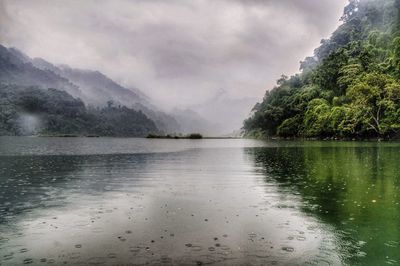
244, 0, 400, 139
0, 46, 161, 137
0, 84, 159, 137
0, 44, 180, 136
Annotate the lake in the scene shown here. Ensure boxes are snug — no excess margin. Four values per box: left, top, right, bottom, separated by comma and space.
0, 137, 399, 265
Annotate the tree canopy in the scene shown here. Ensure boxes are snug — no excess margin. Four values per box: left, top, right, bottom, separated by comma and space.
244, 0, 400, 139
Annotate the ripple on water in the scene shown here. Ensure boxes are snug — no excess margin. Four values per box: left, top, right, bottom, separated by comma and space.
0, 237, 10, 244
190, 245, 203, 252
248, 232, 257, 240
129, 246, 141, 253
91, 227, 104, 234
87, 256, 106, 264
3, 253, 14, 260
384, 241, 399, 248
219, 245, 231, 251
387, 258, 398, 265
107, 253, 117, 259
19, 248, 28, 253
282, 246, 294, 252
355, 251, 367, 257
296, 236, 306, 241
117, 236, 126, 241
312, 258, 333, 266
73, 220, 90, 227
68, 252, 81, 260
159, 256, 173, 264
23, 258, 33, 264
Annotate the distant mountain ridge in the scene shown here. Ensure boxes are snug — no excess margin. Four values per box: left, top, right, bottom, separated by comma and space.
0, 45, 82, 97
0, 44, 181, 134
33, 59, 144, 107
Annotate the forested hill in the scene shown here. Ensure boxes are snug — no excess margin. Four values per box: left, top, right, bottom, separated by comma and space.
244, 0, 400, 139
0, 84, 159, 137
0, 46, 160, 137
1, 47, 181, 134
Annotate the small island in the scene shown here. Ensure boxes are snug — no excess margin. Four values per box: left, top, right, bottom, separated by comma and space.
146, 133, 203, 139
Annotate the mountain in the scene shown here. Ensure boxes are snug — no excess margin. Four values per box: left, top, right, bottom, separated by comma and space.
244, 0, 400, 139
0, 45, 162, 136
0, 45, 180, 134
31, 57, 181, 134
133, 102, 181, 134
172, 108, 219, 135
0, 45, 82, 97
191, 89, 258, 135
0, 83, 159, 136
32, 59, 144, 107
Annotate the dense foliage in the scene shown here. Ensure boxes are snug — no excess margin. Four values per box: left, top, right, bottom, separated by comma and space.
244, 0, 400, 139
0, 84, 159, 136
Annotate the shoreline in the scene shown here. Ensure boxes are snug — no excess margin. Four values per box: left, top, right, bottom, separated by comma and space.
245, 136, 395, 141
0, 135, 397, 141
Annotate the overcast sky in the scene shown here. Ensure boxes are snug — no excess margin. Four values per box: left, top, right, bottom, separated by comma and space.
0, 0, 348, 130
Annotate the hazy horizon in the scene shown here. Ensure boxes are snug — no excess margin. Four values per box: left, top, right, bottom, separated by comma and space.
0, 0, 348, 133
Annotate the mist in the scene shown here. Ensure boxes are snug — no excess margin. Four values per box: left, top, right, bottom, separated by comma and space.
0, 0, 348, 133
17, 113, 43, 135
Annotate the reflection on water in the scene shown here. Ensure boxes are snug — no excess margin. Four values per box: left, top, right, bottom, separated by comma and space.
248, 145, 400, 265
0, 137, 399, 265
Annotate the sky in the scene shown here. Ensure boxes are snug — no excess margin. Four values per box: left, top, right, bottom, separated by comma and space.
0, 0, 348, 132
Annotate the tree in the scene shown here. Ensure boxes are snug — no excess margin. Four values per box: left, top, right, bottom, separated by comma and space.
278, 115, 303, 137
340, 0, 360, 22
244, 0, 400, 139
347, 73, 400, 136
303, 99, 332, 137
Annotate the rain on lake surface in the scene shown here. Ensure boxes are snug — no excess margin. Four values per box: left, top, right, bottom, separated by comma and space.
0, 137, 399, 265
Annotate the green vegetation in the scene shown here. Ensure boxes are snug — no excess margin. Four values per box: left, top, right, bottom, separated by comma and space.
244, 0, 400, 139
249, 142, 400, 265
146, 133, 203, 139
0, 84, 159, 137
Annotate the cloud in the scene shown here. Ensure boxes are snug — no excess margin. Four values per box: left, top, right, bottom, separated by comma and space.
0, 0, 348, 131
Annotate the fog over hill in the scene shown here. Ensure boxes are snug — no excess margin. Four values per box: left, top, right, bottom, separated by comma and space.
0, 0, 347, 134
0, 45, 181, 134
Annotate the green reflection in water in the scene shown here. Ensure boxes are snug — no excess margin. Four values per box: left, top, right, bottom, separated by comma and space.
248, 142, 400, 265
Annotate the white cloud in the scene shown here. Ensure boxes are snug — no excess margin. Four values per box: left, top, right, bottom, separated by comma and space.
0, 0, 347, 131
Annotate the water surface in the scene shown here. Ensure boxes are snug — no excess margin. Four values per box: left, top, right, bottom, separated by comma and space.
0, 137, 399, 265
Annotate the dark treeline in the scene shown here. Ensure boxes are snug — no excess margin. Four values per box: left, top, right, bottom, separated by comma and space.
244, 0, 400, 139
0, 84, 159, 137
146, 133, 203, 139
